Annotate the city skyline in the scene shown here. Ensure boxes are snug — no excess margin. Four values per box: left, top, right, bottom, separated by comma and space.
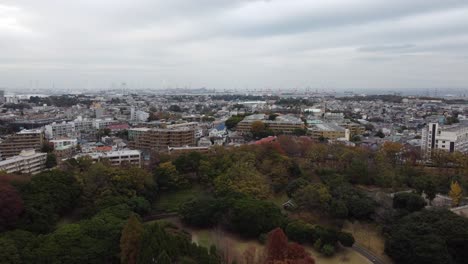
1, 0, 468, 91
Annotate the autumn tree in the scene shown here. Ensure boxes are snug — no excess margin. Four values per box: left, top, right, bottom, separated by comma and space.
0, 181, 24, 230
264, 228, 315, 264
449, 181, 463, 207
214, 163, 271, 199
120, 214, 144, 264
293, 183, 331, 211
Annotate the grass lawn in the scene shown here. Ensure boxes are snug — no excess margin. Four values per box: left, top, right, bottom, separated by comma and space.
154, 217, 371, 264
152, 185, 206, 213
343, 221, 393, 264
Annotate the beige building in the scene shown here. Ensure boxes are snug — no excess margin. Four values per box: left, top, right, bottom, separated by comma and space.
0, 149, 47, 174
129, 127, 196, 151
308, 123, 349, 140
0, 129, 44, 159
237, 114, 305, 134
74, 150, 142, 167
340, 122, 365, 137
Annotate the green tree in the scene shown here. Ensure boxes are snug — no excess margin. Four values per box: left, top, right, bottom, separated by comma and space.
330, 200, 349, 218
156, 251, 171, 264
0, 237, 21, 264
226, 198, 286, 237
293, 183, 331, 211
338, 232, 355, 247
45, 153, 58, 168
285, 220, 314, 243
214, 163, 270, 199
179, 197, 221, 227
385, 209, 468, 264
120, 215, 144, 264
393, 192, 427, 213
155, 161, 189, 190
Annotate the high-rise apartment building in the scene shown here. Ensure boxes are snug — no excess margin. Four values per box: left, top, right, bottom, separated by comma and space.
0, 129, 44, 159
129, 127, 196, 151
421, 122, 468, 159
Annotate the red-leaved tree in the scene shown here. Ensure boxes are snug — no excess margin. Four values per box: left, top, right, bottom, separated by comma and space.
264, 228, 315, 264
0, 181, 24, 230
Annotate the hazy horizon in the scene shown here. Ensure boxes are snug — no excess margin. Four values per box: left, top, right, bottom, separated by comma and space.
1, 0, 468, 92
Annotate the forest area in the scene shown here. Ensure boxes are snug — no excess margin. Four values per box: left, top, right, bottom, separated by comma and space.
1, 135, 468, 263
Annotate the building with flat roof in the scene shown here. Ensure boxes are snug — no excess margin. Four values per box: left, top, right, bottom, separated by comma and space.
128, 127, 151, 141
308, 122, 349, 140
74, 149, 142, 167
236, 114, 305, 134
129, 127, 196, 152
0, 129, 44, 159
422, 121, 468, 159
0, 149, 47, 174
45, 122, 76, 139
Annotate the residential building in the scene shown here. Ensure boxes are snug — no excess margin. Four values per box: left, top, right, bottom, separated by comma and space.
45, 122, 76, 139
421, 121, 468, 159
50, 138, 78, 149
0, 129, 44, 159
93, 119, 119, 130
129, 127, 196, 151
237, 114, 305, 134
75, 149, 142, 167
0, 149, 47, 174
128, 127, 151, 141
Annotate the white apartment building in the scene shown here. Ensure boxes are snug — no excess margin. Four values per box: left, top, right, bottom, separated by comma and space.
45, 122, 76, 139
93, 119, 119, 130
421, 122, 468, 159
0, 149, 47, 174
72, 119, 94, 134
50, 138, 78, 149
74, 149, 142, 167
130, 107, 150, 122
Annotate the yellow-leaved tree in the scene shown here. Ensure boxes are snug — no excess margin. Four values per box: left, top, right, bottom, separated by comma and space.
449, 181, 463, 207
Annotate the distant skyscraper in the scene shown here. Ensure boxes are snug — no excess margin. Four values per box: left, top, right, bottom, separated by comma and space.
0, 90, 4, 103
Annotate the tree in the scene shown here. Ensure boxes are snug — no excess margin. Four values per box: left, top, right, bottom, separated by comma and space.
286, 178, 310, 198
375, 130, 385, 138
19, 170, 81, 232
251, 121, 270, 138
169, 105, 182, 112
179, 196, 220, 227
120, 215, 144, 264
293, 183, 331, 211
264, 228, 315, 264
226, 198, 286, 237
321, 244, 335, 256
393, 192, 427, 213
449, 181, 463, 207
0, 181, 24, 230
285, 220, 314, 243
225, 115, 245, 130
45, 153, 58, 168
0, 238, 21, 264
155, 161, 189, 190
385, 209, 468, 264
330, 200, 348, 218
214, 163, 270, 199
156, 251, 171, 264
337, 232, 355, 247
265, 228, 289, 262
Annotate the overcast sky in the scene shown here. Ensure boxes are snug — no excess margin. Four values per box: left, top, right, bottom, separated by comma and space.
1, 0, 468, 92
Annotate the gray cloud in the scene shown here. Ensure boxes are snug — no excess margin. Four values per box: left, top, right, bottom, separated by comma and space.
0, 0, 468, 91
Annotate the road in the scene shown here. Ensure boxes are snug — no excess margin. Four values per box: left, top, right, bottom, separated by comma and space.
352, 244, 387, 264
